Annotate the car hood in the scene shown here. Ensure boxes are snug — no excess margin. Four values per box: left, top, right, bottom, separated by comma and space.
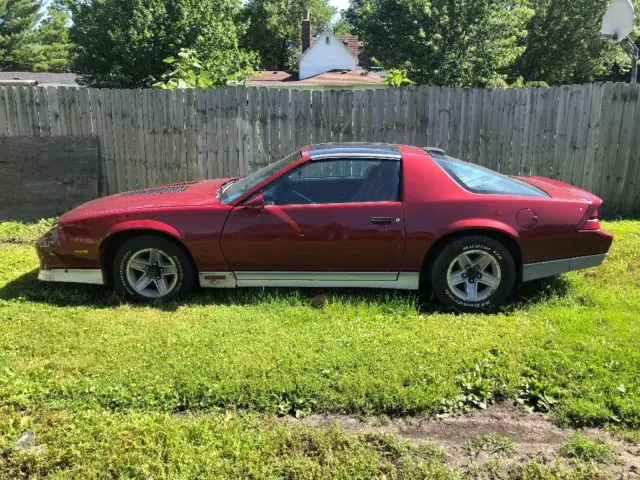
58, 179, 231, 222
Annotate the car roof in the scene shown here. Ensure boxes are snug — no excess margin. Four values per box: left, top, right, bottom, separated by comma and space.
308, 143, 402, 160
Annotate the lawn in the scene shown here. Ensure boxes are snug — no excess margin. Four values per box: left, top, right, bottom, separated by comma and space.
0, 220, 639, 478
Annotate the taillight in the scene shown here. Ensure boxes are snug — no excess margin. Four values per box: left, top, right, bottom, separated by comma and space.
581, 209, 601, 231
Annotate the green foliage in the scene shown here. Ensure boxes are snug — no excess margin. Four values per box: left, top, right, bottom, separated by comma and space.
0, 218, 54, 244
153, 48, 256, 89
384, 68, 416, 87
152, 48, 248, 90
346, 0, 533, 87
28, 0, 72, 72
346, 0, 640, 86
464, 434, 517, 458
69, 0, 258, 88
240, 0, 335, 71
487, 76, 550, 89
560, 434, 615, 464
516, 370, 560, 413
332, 14, 353, 37
511, 0, 631, 85
0, 0, 43, 70
440, 353, 506, 415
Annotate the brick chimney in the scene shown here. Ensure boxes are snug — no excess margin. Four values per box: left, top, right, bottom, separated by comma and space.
302, 11, 311, 53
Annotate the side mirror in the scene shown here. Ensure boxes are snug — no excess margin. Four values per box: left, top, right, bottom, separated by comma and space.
243, 193, 265, 211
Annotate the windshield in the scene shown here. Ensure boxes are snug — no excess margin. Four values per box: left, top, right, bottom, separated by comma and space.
218, 151, 302, 204
433, 155, 549, 198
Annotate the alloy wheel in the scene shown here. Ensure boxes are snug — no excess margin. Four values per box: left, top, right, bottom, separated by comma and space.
446, 250, 502, 302
125, 248, 179, 298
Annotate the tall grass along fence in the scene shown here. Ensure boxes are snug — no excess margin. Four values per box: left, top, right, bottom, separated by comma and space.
0, 83, 639, 216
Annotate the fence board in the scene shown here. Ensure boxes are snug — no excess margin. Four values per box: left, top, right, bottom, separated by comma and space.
581, 84, 605, 192
36, 87, 50, 137
0, 88, 9, 136
88, 89, 105, 193
99, 89, 117, 194
469, 89, 482, 166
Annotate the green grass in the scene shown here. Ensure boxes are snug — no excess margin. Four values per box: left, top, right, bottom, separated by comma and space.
560, 433, 615, 464
0, 218, 54, 244
0, 219, 639, 478
464, 433, 517, 458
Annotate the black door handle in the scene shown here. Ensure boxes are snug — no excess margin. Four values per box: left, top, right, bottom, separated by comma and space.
371, 217, 393, 225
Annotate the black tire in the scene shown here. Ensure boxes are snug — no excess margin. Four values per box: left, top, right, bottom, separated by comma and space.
112, 235, 195, 302
429, 235, 516, 313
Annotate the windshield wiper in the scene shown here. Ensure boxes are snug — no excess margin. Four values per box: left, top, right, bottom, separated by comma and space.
217, 179, 239, 198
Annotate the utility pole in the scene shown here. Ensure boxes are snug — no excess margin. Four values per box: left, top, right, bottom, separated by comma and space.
629, 37, 639, 84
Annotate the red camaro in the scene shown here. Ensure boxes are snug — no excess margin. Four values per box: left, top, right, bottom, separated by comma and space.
37, 143, 613, 312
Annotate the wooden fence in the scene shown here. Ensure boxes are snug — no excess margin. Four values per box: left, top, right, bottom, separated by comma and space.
0, 83, 639, 216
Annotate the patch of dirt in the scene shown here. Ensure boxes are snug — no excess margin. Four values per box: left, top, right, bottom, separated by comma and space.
296, 402, 640, 477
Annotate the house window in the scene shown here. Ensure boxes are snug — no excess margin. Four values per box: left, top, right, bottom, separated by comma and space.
325, 36, 330, 44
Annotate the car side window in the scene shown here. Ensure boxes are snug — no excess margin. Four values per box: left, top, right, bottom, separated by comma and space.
263, 158, 401, 205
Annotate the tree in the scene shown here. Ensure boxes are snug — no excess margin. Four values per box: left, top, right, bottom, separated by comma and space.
69, 0, 258, 88
29, 0, 72, 72
346, 0, 533, 87
241, 0, 335, 72
0, 0, 42, 70
511, 0, 630, 85
332, 13, 353, 37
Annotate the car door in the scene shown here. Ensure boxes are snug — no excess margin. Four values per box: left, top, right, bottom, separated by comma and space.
220, 158, 405, 280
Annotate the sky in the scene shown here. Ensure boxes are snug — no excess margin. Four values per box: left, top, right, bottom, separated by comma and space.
330, 0, 350, 12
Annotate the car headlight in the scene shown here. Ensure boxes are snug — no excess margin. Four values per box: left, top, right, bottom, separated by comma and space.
38, 224, 60, 249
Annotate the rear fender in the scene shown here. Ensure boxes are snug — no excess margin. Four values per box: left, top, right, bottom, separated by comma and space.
443, 218, 520, 239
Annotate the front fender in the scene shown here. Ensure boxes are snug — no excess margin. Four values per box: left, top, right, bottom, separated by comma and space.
102, 220, 183, 243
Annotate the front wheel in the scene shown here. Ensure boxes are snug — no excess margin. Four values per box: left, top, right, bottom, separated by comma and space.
113, 235, 195, 302
429, 235, 516, 313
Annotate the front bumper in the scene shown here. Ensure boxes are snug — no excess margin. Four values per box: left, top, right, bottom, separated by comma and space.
38, 269, 105, 285
522, 253, 607, 282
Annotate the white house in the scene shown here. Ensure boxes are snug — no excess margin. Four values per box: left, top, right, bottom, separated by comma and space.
299, 30, 358, 80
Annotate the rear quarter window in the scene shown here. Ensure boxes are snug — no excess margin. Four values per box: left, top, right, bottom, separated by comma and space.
433, 155, 549, 198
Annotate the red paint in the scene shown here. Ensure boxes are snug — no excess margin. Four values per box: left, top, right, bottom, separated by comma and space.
37, 145, 613, 280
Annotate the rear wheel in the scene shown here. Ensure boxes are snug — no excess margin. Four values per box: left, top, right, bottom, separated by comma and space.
429, 235, 516, 312
112, 235, 194, 302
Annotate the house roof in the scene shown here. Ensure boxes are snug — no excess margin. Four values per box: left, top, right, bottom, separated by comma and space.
0, 72, 79, 86
297, 69, 383, 85
247, 69, 384, 87
338, 35, 364, 58
246, 71, 294, 84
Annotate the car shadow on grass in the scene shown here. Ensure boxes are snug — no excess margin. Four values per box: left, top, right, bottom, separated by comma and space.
0, 268, 571, 315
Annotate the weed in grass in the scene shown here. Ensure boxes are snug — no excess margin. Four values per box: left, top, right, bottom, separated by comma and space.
509, 461, 613, 479
609, 427, 640, 445
464, 433, 517, 458
516, 369, 560, 413
439, 353, 507, 415
560, 433, 615, 464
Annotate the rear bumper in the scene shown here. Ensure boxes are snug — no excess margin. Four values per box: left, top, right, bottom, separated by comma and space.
38, 269, 105, 285
522, 254, 607, 282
